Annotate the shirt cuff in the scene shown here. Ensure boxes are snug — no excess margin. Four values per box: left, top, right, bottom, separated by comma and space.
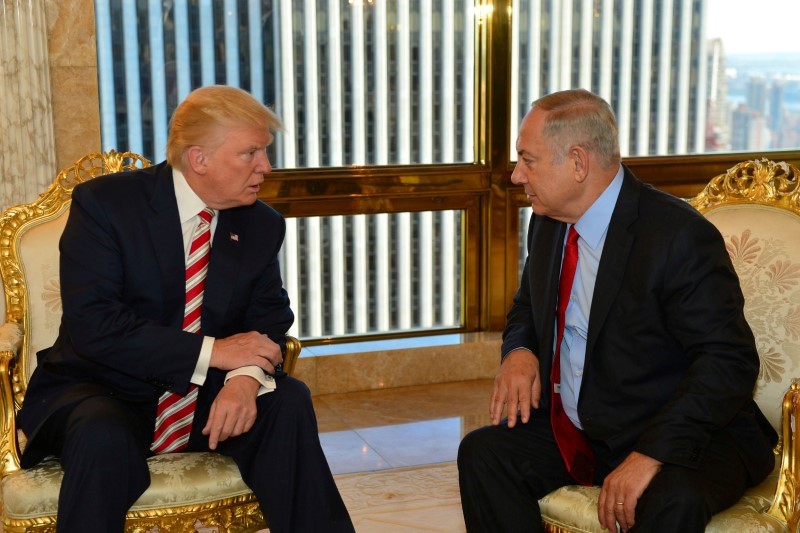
501, 346, 535, 362
190, 336, 214, 386
224, 366, 277, 396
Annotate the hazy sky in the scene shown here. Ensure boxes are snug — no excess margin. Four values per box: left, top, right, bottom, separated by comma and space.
706, 0, 800, 54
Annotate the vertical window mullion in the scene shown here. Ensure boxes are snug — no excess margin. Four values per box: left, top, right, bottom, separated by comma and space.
303, 0, 320, 166
223, 0, 240, 86
174, 0, 191, 101
282, 218, 301, 338
462, 0, 474, 162
278, 0, 297, 167
617, 0, 634, 156
374, 0, 389, 164
656, 0, 674, 154
419, 0, 433, 163
149, 0, 168, 159
674, 0, 693, 154
636, 0, 655, 156
353, 215, 368, 333
199, 0, 215, 85
351, 1, 367, 164
327, 0, 344, 166
397, 2, 411, 163
96, 0, 117, 151
330, 216, 346, 335
248, 0, 263, 100
376, 213, 390, 331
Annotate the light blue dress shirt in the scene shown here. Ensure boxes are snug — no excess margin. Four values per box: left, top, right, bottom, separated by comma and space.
559, 166, 624, 428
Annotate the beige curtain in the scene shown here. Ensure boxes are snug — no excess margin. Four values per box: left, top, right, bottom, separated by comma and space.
0, 0, 57, 212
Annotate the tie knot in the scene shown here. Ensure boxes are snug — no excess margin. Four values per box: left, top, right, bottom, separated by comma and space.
199, 208, 214, 224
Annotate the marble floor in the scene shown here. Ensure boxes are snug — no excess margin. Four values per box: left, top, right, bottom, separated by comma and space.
314, 378, 494, 532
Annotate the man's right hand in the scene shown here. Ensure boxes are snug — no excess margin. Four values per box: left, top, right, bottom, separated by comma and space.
210, 331, 282, 374
490, 349, 541, 428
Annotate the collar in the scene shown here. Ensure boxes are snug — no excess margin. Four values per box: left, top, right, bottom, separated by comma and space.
574, 165, 624, 249
172, 167, 216, 223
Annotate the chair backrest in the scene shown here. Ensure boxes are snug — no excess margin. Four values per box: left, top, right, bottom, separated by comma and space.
689, 159, 800, 433
0, 151, 151, 410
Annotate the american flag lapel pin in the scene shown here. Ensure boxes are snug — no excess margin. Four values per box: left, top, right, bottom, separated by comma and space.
230, 232, 239, 242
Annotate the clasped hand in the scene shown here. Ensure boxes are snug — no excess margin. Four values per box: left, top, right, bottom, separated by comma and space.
210, 330, 282, 374
202, 331, 281, 450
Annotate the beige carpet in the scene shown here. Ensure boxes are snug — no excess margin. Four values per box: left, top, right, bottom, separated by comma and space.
335, 462, 465, 532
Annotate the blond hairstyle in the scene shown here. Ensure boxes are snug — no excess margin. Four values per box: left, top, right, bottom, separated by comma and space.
166, 85, 282, 169
532, 89, 620, 168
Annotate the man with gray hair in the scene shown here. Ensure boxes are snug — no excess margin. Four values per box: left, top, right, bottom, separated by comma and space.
458, 89, 776, 532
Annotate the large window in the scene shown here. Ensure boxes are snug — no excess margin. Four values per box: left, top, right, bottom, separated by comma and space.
95, 0, 476, 167
510, 0, 800, 158
95, 0, 800, 342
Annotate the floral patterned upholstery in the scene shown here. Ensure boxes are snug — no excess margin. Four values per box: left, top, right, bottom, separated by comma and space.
540, 159, 800, 533
0, 152, 301, 532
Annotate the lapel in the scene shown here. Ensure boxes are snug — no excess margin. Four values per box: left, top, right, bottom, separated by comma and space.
585, 166, 640, 359
144, 164, 185, 326
202, 209, 243, 332
530, 215, 566, 363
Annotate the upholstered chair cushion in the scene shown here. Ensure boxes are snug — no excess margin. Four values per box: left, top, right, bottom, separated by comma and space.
2, 452, 253, 521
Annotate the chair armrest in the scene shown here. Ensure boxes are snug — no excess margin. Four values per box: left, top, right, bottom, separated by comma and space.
283, 335, 302, 376
0, 322, 23, 477
767, 379, 800, 528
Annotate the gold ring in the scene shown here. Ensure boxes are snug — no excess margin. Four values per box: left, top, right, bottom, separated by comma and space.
615, 502, 624, 506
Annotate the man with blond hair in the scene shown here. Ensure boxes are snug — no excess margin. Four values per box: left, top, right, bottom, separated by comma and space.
458, 89, 776, 532
18, 85, 354, 532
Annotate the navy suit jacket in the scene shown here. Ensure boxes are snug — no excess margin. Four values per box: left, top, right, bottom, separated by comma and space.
18, 162, 294, 455
502, 165, 776, 482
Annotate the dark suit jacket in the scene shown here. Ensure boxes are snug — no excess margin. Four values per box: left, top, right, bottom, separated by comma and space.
502, 165, 777, 482
18, 162, 294, 458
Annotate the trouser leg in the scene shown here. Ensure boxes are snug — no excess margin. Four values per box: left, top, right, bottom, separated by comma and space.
631, 432, 751, 533
203, 376, 354, 533
458, 414, 576, 533
33, 396, 151, 533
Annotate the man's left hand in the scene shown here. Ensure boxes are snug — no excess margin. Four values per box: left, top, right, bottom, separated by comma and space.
597, 451, 662, 532
202, 375, 260, 450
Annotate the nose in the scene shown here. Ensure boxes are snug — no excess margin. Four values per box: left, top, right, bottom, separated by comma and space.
256, 150, 271, 174
510, 161, 526, 185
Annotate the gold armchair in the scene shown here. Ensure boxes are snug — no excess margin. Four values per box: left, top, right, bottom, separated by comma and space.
0, 151, 301, 532
539, 159, 800, 532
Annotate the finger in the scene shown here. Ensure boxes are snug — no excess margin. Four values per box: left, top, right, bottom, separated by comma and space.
207, 409, 228, 450
489, 383, 507, 425
615, 502, 629, 532
531, 375, 541, 409
202, 402, 217, 436
506, 386, 519, 428
518, 388, 531, 423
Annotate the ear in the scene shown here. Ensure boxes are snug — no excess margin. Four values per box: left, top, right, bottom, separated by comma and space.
570, 146, 590, 183
185, 146, 208, 175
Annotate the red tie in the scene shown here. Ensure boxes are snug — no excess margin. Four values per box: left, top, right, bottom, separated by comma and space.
550, 225, 595, 485
151, 208, 214, 454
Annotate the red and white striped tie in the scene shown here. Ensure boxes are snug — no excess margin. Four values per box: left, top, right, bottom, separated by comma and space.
151, 208, 214, 454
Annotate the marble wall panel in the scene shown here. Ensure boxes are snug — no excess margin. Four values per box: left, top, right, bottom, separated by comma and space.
45, 0, 101, 172
49, 65, 101, 170
45, 0, 97, 67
